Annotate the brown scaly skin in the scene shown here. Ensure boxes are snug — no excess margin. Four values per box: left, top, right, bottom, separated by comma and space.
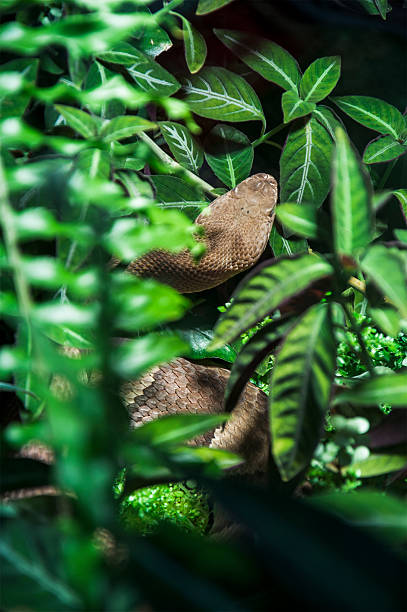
127, 173, 278, 293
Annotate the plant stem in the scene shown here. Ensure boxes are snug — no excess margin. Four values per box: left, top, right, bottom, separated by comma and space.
138, 132, 216, 195
340, 301, 374, 375
155, 0, 184, 22
377, 158, 398, 190
252, 122, 286, 148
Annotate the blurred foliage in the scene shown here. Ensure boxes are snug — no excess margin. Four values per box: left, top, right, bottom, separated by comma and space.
1, 0, 406, 611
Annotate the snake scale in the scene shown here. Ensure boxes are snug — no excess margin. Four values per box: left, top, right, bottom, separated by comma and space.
125, 173, 278, 475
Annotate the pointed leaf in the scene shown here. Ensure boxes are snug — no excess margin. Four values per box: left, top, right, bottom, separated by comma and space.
374, 0, 390, 19
280, 116, 333, 206
159, 121, 203, 173
282, 90, 316, 123
210, 254, 333, 348
332, 127, 373, 255
300, 56, 341, 103
269, 226, 308, 256
393, 189, 407, 223
271, 303, 337, 481
54, 104, 99, 138
343, 454, 407, 477
196, 0, 235, 14
224, 316, 293, 412
313, 105, 346, 141
276, 202, 328, 240
99, 43, 180, 96
131, 414, 229, 448
214, 29, 301, 92
204, 124, 253, 188
76, 148, 110, 179
333, 96, 404, 139
0, 58, 39, 119
134, 23, 172, 58
363, 134, 407, 164
84, 61, 125, 119
180, 16, 207, 74
182, 67, 264, 123
361, 245, 407, 318
100, 115, 155, 142
336, 372, 407, 407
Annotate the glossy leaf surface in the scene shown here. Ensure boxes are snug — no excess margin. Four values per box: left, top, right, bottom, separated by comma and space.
204, 124, 253, 188
361, 245, 407, 318
282, 90, 315, 123
333, 96, 404, 139
159, 121, 203, 173
300, 56, 341, 103
363, 134, 406, 164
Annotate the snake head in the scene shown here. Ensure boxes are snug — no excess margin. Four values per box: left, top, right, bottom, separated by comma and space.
231, 173, 278, 219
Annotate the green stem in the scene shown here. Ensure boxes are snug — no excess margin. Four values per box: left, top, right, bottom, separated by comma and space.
138, 132, 216, 196
0, 154, 34, 408
252, 122, 286, 148
340, 301, 374, 375
155, 0, 184, 22
377, 158, 398, 190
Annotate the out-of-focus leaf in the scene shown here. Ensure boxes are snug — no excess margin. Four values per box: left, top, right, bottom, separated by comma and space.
332, 127, 373, 255
369, 307, 401, 337
214, 29, 301, 92
363, 134, 407, 164
112, 335, 187, 379
210, 254, 333, 349
84, 62, 125, 119
76, 148, 110, 179
300, 56, 341, 103
130, 414, 229, 447
204, 124, 253, 188
281, 90, 315, 123
271, 303, 336, 481
100, 115, 155, 141
98, 43, 180, 96
393, 189, 407, 223
361, 245, 407, 318
182, 67, 264, 124
55, 104, 100, 138
335, 372, 407, 407
159, 122, 203, 173
343, 454, 407, 477
333, 96, 404, 139
196, 0, 236, 15
276, 202, 328, 240
150, 175, 206, 219
0, 59, 39, 119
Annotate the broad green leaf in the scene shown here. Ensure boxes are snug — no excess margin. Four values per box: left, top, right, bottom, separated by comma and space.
224, 316, 293, 413
100, 115, 155, 142
280, 116, 333, 206
343, 454, 407, 477
204, 124, 253, 188
76, 148, 110, 179
361, 245, 407, 318
159, 121, 203, 173
84, 61, 125, 118
54, 104, 99, 138
150, 175, 206, 220
333, 96, 404, 139
99, 43, 180, 96
269, 226, 308, 257
182, 67, 264, 124
0, 59, 39, 119
332, 127, 373, 255
369, 307, 401, 337
357, 0, 385, 15
300, 56, 341, 103
180, 16, 207, 73
363, 134, 407, 164
112, 334, 187, 379
271, 303, 337, 481
393, 189, 407, 223
134, 22, 172, 58
276, 202, 327, 240
210, 254, 333, 348
196, 0, 235, 14
313, 105, 345, 141
176, 327, 236, 363
394, 229, 407, 243
282, 90, 316, 123
214, 29, 301, 92
336, 372, 407, 407
131, 414, 229, 448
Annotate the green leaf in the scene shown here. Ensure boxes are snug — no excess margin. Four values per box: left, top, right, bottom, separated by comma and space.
394, 229, 407, 243
336, 372, 407, 407
54, 104, 99, 138
374, 0, 390, 19
182, 67, 264, 124
363, 134, 407, 164
196, 0, 236, 15
159, 121, 203, 173
204, 124, 253, 188
282, 90, 316, 123
0, 59, 39, 119
210, 254, 333, 348
333, 96, 404, 139
99, 43, 180, 96
332, 127, 373, 255
76, 148, 110, 179
369, 307, 401, 337
224, 316, 293, 413
150, 175, 206, 220
313, 105, 345, 141
300, 56, 341, 103
84, 61, 125, 119
100, 115, 155, 142
271, 303, 337, 481
133, 22, 172, 58
269, 226, 308, 257
280, 116, 333, 206
393, 189, 407, 223
112, 335, 187, 379
180, 16, 207, 74
276, 202, 327, 240
214, 29, 301, 92
131, 414, 229, 448
361, 245, 407, 318
177, 327, 236, 363
343, 454, 407, 477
